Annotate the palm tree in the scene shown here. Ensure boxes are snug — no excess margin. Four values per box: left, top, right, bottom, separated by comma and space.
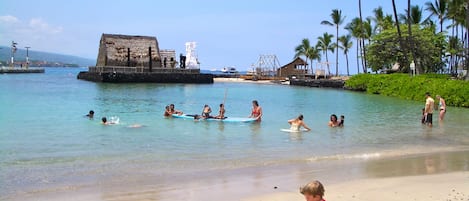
358, 0, 367, 71
392, 0, 408, 72
399, 5, 424, 25
345, 17, 363, 74
316, 33, 335, 76
321, 9, 346, 76
370, 6, 395, 33
294, 38, 312, 76
447, 0, 466, 74
407, 0, 420, 74
425, 0, 448, 33
339, 35, 353, 76
295, 38, 312, 61
305, 47, 321, 76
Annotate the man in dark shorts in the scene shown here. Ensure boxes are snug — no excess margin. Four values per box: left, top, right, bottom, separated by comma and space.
424, 92, 435, 127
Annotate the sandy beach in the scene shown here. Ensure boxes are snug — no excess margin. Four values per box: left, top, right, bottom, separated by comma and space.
214, 77, 279, 84
242, 171, 469, 201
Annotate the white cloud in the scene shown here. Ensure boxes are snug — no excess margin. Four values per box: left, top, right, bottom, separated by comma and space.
29, 18, 63, 34
0, 15, 19, 24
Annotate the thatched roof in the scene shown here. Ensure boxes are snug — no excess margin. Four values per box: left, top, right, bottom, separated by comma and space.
279, 57, 308, 69
96, 33, 161, 68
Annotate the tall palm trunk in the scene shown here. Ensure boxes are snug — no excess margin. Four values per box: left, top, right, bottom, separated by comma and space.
407, 0, 419, 74
466, 6, 469, 79
359, 0, 367, 73
356, 38, 360, 74
356, 39, 360, 74
392, 0, 407, 72
451, 18, 455, 73
345, 51, 350, 76
335, 25, 339, 76
325, 52, 330, 75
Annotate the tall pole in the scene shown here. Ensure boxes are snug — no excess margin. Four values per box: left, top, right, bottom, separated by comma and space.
25, 46, 31, 69
10, 41, 17, 68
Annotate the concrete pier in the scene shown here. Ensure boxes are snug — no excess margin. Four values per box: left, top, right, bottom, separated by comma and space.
0, 67, 45, 74
77, 70, 213, 84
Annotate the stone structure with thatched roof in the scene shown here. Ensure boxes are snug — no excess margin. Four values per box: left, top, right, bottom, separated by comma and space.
95, 34, 161, 72
77, 33, 213, 83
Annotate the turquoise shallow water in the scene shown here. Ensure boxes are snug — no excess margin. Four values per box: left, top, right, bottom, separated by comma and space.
1, 68, 469, 199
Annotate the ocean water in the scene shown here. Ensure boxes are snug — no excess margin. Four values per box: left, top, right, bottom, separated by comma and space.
1, 67, 468, 200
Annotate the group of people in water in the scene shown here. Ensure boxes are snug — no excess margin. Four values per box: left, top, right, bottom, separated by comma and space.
422, 92, 446, 127
164, 100, 263, 121
162, 99, 343, 132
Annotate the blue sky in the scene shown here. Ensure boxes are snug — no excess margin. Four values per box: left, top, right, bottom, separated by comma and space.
1, 0, 428, 73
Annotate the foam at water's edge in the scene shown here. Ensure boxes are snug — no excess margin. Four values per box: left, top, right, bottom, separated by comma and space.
306, 146, 469, 162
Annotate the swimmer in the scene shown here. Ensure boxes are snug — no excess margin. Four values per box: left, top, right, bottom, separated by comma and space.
102, 117, 109, 125
169, 104, 183, 115
85, 110, 94, 119
328, 114, 340, 127
288, 114, 311, 131
338, 115, 345, 127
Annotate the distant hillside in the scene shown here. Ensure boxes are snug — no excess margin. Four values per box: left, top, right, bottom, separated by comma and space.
0, 46, 95, 67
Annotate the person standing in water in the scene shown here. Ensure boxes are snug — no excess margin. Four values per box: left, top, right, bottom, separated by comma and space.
288, 114, 311, 131
436, 95, 446, 121
249, 100, 262, 121
424, 92, 435, 127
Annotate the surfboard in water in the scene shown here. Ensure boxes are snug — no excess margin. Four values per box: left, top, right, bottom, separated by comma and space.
281, 128, 309, 133
171, 114, 256, 123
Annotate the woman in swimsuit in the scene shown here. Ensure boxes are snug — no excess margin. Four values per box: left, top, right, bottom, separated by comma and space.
249, 100, 262, 121
214, 103, 226, 119
328, 114, 340, 127
288, 114, 311, 131
436, 95, 446, 121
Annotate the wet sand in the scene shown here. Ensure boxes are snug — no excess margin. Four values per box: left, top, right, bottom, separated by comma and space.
6, 150, 468, 201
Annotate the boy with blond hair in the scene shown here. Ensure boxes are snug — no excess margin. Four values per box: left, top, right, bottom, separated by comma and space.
300, 180, 326, 201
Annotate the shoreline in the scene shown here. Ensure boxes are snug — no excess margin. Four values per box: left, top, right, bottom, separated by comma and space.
5, 149, 468, 201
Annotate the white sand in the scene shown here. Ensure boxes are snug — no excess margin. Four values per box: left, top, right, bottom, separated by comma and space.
242, 171, 469, 201
214, 77, 276, 84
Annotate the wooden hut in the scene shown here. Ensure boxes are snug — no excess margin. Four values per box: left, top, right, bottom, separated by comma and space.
276, 57, 308, 78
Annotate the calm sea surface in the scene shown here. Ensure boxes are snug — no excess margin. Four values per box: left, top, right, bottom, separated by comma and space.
1, 67, 468, 199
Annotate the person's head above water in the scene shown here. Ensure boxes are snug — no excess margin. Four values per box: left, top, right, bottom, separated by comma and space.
101, 117, 107, 123
330, 114, 338, 122
252, 100, 259, 107
298, 114, 304, 120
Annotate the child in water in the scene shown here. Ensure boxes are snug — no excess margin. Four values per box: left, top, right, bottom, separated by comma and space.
421, 108, 426, 124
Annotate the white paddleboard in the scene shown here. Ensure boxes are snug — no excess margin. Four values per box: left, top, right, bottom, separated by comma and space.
281, 128, 309, 133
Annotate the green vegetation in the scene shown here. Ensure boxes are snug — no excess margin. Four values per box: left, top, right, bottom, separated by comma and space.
293, 0, 469, 77
345, 73, 469, 107
367, 25, 447, 73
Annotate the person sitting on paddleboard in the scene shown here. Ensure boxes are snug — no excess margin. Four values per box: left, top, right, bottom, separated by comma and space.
214, 103, 226, 119
202, 104, 212, 119
288, 114, 311, 131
